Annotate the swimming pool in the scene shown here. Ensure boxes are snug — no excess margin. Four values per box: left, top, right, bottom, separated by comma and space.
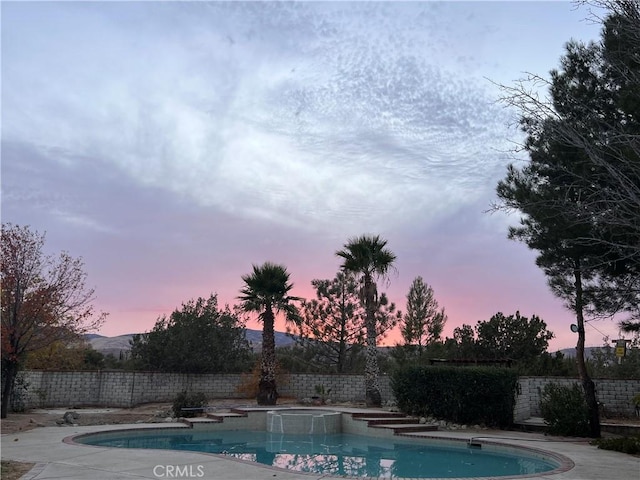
75, 428, 560, 479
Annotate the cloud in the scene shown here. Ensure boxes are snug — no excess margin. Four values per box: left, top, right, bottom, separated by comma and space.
3, 1, 513, 238
3, 1, 616, 347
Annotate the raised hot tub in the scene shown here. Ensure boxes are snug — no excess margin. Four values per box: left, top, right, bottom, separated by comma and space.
266, 409, 341, 434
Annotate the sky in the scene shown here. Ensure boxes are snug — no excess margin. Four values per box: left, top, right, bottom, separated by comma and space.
1, 0, 626, 352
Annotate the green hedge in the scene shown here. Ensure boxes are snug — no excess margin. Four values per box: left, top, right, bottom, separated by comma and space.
391, 365, 519, 428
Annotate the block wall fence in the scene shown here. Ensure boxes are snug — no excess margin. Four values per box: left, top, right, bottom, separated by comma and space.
13, 371, 639, 419
514, 376, 639, 420
14, 371, 393, 410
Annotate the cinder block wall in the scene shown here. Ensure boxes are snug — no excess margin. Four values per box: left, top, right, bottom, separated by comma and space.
14, 371, 637, 420
15, 371, 393, 409
514, 377, 640, 421
513, 377, 532, 421
278, 373, 392, 403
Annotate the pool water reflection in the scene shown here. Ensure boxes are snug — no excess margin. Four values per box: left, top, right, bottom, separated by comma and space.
77, 429, 557, 479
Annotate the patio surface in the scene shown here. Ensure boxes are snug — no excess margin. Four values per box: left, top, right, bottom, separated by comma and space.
2, 416, 638, 480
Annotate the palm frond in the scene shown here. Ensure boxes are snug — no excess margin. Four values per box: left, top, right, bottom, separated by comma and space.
336, 234, 397, 278
237, 262, 301, 322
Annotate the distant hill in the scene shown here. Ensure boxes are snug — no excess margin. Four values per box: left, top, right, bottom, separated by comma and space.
86, 334, 138, 357
244, 329, 297, 351
84, 333, 104, 340
556, 347, 602, 359
85, 329, 297, 356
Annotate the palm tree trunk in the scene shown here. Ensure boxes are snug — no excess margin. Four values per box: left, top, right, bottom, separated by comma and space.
258, 307, 278, 405
338, 284, 347, 374
364, 275, 382, 407
574, 261, 600, 437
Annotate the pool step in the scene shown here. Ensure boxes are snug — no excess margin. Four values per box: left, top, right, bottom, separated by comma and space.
180, 417, 222, 427
372, 423, 439, 434
230, 408, 253, 415
180, 411, 249, 428
351, 412, 407, 420
206, 412, 248, 421
352, 413, 439, 435
359, 417, 422, 426
182, 408, 439, 435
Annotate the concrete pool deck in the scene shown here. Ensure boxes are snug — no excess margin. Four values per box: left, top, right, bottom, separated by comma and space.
2, 421, 638, 480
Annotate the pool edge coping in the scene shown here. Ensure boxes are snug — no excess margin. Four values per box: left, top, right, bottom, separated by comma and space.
64, 419, 576, 480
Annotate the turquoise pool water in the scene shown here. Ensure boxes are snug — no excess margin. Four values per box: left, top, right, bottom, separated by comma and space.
77, 429, 558, 478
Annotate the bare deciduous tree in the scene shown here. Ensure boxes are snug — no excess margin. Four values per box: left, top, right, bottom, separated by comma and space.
1, 224, 106, 418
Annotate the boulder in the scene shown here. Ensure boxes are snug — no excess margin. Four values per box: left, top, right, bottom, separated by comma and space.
63, 411, 80, 425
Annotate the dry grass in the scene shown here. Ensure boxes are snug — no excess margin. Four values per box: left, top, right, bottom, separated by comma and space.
1, 460, 35, 480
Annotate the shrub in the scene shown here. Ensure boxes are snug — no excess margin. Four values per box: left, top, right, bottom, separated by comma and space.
391, 365, 519, 428
235, 365, 260, 398
592, 436, 640, 455
172, 390, 208, 418
540, 383, 590, 436
234, 361, 290, 399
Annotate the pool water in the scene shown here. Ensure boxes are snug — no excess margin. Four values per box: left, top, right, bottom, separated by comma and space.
77, 429, 557, 478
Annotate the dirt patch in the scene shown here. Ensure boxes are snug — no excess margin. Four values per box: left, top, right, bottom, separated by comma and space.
0, 399, 298, 435
2, 401, 638, 436
1, 460, 35, 480
602, 417, 640, 425
1, 403, 175, 435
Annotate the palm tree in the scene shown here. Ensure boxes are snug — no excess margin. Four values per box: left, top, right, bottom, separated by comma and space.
336, 235, 396, 407
238, 262, 300, 405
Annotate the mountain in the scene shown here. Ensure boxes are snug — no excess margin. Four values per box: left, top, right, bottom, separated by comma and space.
86, 334, 137, 357
243, 329, 297, 351
84, 333, 105, 340
556, 347, 602, 359
85, 329, 297, 356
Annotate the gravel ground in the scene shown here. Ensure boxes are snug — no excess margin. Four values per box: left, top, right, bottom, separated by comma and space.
1, 403, 175, 435
0, 398, 303, 435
